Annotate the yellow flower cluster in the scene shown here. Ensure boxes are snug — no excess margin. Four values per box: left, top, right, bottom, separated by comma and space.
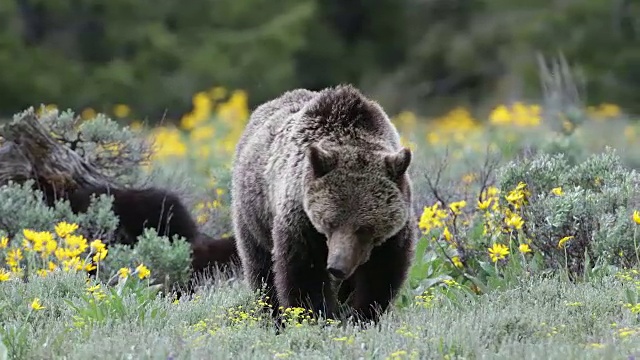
148, 87, 250, 165
280, 306, 316, 328
418, 182, 539, 266
479, 183, 530, 261
489, 102, 541, 127
389, 98, 626, 155
588, 103, 621, 120
0, 222, 108, 281
1, 222, 153, 286
117, 263, 151, 280
418, 203, 449, 234
424, 107, 482, 146
225, 303, 268, 327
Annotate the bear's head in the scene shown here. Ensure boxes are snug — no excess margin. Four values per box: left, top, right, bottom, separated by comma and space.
302, 143, 412, 280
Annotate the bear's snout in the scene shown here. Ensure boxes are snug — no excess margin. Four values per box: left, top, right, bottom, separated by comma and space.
326, 231, 360, 279
327, 264, 347, 279
326, 254, 351, 279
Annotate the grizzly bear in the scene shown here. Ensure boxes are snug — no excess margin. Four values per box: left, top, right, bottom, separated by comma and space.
231, 84, 416, 324
41, 183, 239, 277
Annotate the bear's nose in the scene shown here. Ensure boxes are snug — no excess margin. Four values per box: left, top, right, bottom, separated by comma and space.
327, 266, 346, 279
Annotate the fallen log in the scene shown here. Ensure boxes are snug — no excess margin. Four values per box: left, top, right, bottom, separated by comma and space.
0, 107, 115, 197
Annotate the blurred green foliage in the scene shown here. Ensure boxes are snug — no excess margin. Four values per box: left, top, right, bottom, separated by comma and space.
0, 0, 638, 121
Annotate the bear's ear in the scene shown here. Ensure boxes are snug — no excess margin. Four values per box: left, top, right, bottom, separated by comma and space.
384, 147, 412, 179
307, 144, 337, 178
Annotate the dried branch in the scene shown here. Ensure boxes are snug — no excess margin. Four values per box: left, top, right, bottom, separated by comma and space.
474, 144, 501, 203
424, 147, 451, 207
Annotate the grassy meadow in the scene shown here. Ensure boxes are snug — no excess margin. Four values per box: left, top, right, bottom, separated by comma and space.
2, 80, 640, 359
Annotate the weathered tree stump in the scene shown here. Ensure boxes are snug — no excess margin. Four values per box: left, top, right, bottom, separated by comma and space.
0, 107, 117, 197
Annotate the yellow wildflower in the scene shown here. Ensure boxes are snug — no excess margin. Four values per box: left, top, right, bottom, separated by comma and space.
6, 248, 23, 267
505, 214, 524, 230
0, 236, 8, 249
505, 182, 529, 209
22, 229, 53, 253
418, 203, 448, 233
30, 298, 45, 311
36, 269, 48, 278
551, 187, 564, 196
113, 104, 131, 118
62, 257, 84, 272
443, 279, 459, 287
92, 248, 108, 263
449, 200, 467, 215
488, 243, 510, 262
519, 243, 532, 254
84, 262, 97, 272
558, 236, 574, 248
42, 238, 57, 256
483, 186, 500, 198
633, 210, 640, 225
451, 256, 463, 268
489, 105, 511, 125
443, 227, 453, 242
0, 268, 10, 282
81, 107, 97, 120
118, 267, 131, 279
477, 199, 491, 211
196, 214, 208, 224
90, 239, 106, 252
136, 264, 151, 280
55, 222, 79, 238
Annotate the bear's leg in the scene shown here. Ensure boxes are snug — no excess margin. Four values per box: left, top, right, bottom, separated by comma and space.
350, 223, 414, 324
272, 222, 337, 320
234, 221, 280, 316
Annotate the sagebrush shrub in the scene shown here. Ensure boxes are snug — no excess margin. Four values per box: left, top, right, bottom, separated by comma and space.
499, 148, 640, 274
408, 147, 640, 301
0, 180, 118, 241
100, 229, 192, 290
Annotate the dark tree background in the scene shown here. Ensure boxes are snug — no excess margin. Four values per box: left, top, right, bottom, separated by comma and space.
1, 0, 638, 122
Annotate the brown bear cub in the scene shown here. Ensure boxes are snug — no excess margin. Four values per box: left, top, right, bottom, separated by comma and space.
231, 84, 416, 324
42, 184, 239, 277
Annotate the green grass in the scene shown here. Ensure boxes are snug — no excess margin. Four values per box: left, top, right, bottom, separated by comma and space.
1, 269, 639, 359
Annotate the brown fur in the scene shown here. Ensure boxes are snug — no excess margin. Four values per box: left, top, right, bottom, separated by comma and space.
41, 183, 239, 279
231, 84, 416, 324
191, 232, 240, 274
